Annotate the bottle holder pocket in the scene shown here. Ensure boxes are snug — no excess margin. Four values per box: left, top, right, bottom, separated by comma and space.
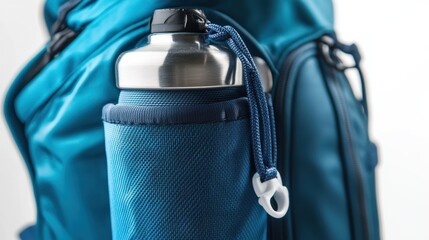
102, 96, 266, 239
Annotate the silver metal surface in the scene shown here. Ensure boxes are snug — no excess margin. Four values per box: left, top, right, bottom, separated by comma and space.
254, 56, 273, 92
117, 33, 273, 91
117, 33, 242, 89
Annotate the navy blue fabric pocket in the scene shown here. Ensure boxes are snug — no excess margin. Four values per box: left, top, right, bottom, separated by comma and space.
102, 90, 266, 240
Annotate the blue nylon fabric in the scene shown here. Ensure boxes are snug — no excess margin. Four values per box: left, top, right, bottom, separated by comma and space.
104, 120, 266, 239
329, 68, 380, 240
278, 45, 353, 240
103, 89, 266, 239
3, 0, 336, 239
54, 0, 334, 67
10, 17, 150, 240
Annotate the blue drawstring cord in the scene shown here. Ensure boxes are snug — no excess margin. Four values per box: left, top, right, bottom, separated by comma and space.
207, 24, 289, 219
207, 24, 277, 182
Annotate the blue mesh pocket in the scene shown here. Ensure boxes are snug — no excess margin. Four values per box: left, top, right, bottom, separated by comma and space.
102, 92, 266, 239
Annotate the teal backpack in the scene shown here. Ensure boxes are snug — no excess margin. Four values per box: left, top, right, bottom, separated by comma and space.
4, 0, 380, 239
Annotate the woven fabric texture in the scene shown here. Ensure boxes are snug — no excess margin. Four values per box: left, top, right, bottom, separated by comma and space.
103, 89, 266, 239
118, 88, 246, 106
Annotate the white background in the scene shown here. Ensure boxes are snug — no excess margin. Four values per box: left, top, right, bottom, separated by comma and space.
1, 1, 428, 239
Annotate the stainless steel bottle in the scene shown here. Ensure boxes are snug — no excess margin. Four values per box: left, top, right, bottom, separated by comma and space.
116, 8, 272, 91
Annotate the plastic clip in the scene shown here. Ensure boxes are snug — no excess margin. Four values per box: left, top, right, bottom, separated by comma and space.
252, 172, 289, 218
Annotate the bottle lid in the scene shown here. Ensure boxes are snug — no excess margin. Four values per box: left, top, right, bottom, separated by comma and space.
150, 8, 209, 33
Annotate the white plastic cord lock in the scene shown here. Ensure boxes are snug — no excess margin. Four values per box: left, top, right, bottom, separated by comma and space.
252, 172, 289, 218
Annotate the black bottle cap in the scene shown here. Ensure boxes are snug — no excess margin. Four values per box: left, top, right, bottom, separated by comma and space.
150, 8, 209, 33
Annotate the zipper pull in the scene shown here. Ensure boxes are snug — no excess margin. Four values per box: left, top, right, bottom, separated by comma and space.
319, 35, 361, 71
50, 0, 82, 36
18, 1, 82, 85
319, 34, 369, 117
46, 0, 82, 59
47, 27, 79, 59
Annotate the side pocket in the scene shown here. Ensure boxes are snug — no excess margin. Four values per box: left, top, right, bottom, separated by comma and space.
272, 41, 380, 240
102, 97, 266, 240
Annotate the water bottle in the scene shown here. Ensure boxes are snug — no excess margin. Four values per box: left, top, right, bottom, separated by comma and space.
103, 8, 279, 240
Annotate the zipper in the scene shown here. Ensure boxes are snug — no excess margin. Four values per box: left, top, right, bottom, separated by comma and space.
50, 0, 82, 35
320, 35, 371, 239
274, 43, 316, 189
320, 34, 372, 239
7, 3, 82, 238
329, 67, 370, 240
271, 43, 316, 240
21, 27, 80, 88
274, 44, 315, 117
14, 1, 82, 182
272, 41, 371, 240
20, 0, 81, 88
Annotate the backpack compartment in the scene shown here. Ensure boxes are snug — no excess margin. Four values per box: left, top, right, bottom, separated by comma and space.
270, 42, 379, 240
